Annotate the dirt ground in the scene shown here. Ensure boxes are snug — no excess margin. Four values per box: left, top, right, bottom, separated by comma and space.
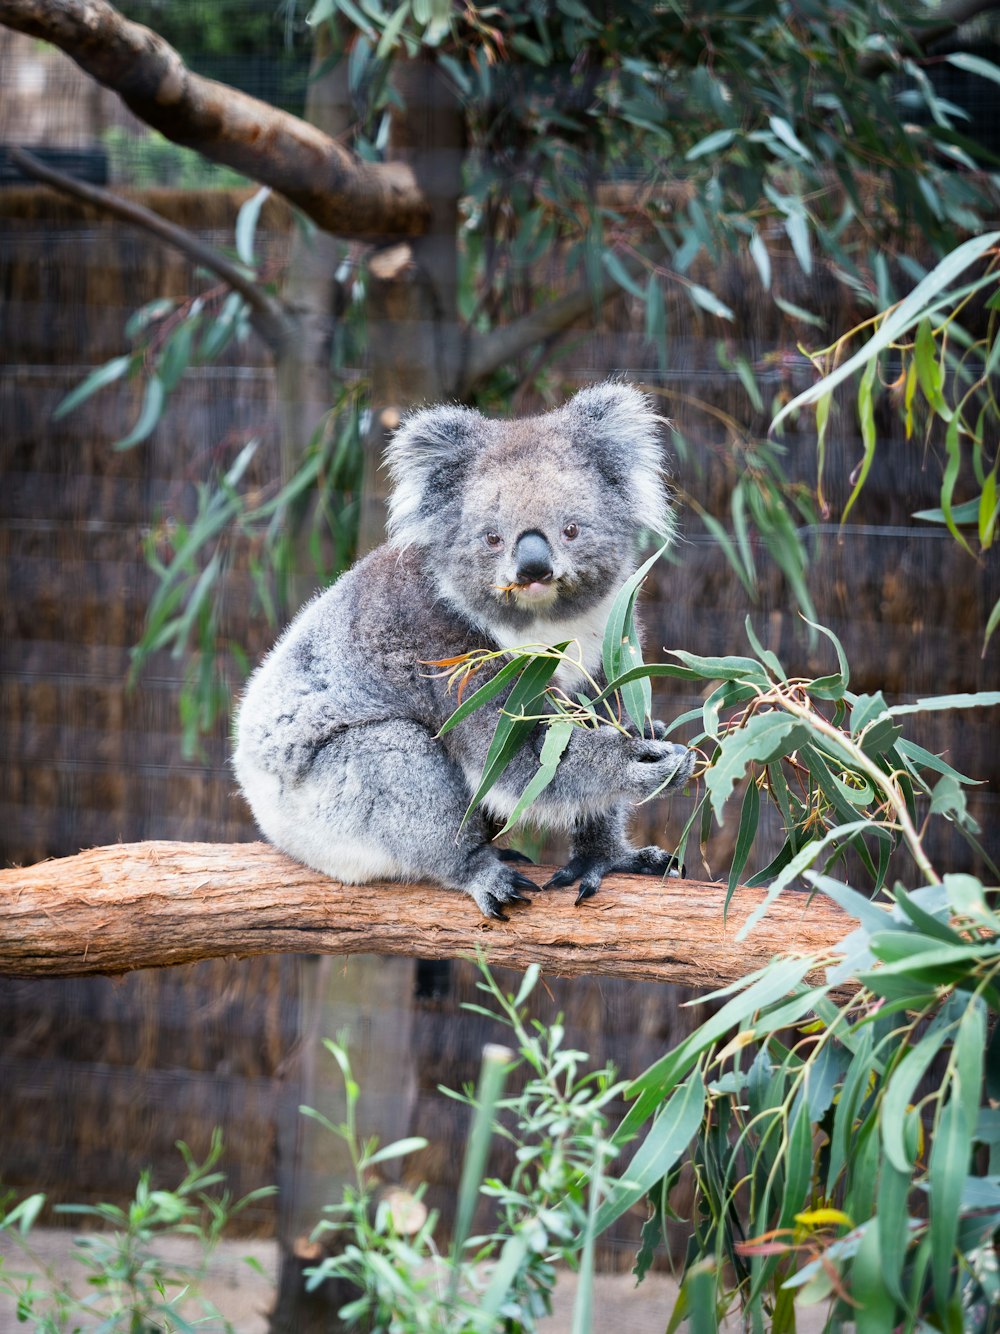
0, 1233, 830, 1331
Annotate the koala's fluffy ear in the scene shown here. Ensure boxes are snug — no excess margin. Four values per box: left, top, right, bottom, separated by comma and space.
386, 404, 484, 547
564, 380, 672, 538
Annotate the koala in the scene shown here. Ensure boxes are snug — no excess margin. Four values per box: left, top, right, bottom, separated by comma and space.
232, 380, 695, 919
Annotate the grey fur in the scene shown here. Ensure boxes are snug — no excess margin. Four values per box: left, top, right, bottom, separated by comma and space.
233, 381, 694, 919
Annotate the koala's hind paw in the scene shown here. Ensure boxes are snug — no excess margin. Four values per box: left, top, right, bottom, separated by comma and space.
469, 865, 536, 921
544, 845, 685, 906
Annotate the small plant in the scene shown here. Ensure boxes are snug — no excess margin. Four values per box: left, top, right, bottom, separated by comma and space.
301, 964, 624, 1332
0, 1131, 273, 1332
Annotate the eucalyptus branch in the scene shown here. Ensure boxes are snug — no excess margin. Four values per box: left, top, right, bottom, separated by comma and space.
9, 147, 293, 352
777, 689, 941, 885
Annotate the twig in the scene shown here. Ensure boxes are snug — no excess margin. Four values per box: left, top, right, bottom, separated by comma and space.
10, 146, 293, 352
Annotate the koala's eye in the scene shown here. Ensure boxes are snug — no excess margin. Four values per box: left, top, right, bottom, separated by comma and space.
562, 522, 580, 541
484, 531, 503, 550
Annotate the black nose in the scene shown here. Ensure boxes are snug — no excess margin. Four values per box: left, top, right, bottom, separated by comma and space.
513, 530, 553, 583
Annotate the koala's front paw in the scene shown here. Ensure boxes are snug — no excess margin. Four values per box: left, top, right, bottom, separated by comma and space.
625, 737, 695, 800
467, 860, 537, 921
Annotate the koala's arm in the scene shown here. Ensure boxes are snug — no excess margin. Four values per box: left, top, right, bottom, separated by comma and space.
442, 693, 692, 818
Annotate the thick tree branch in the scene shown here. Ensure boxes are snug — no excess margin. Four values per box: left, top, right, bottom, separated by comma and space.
0, 840, 860, 986
9, 146, 293, 351
0, 0, 430, 240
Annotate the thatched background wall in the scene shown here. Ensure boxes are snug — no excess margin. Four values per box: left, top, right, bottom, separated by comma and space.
1, 178, 997, 1267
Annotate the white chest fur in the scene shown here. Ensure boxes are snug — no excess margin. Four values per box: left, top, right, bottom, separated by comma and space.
489, 591, 617, 692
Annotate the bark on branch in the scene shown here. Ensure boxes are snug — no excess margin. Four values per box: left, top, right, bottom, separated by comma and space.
8, 147, 293, 351
0, 0, 430, 240
0, 840, 861, 986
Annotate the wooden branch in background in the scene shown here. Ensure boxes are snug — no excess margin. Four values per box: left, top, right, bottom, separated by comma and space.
0, 0, 429, 240
0, 841, 858, 986
8, 147, 293, 351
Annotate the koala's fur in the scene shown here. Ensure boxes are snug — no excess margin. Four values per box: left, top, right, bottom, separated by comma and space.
233, 381, 694, 918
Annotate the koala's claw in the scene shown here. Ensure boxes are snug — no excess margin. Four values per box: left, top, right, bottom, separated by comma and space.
496, 848, 535, 866
471, 864, 536, 919
546, 844, 686, 906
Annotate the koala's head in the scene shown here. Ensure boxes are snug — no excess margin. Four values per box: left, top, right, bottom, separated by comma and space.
386, 380, 672, 631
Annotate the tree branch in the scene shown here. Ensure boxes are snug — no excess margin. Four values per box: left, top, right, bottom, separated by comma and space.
0, 840, 860, 986
460, 272, 620, 398
9, 146, 293, 351
0, 0, 430, 240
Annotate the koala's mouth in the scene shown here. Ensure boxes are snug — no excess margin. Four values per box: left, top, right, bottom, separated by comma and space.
495, 577, 561, 608
510, 579, 560, 608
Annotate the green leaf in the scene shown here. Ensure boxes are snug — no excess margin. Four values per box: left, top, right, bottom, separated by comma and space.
887, 690, 1000, 717
601, 545, 668, 732
805, 871, 890, 936
773, 295, 826, 329
944, 51, 1000, 87
912, 497, 981, 526
114, 375, 166, 450
784, 212, 812, 275
602, 249, 645, 299
687, 283, 735, 321
725, 778, 760, 915
375, 0, 411, 57
438, 656, 529, 736
842, 356, 876, 523
595, 1070, 706, 1232
744, 616, 784, 679
802, 616, 850, 697
737, 818, 874, 939
684, 128, 736, 160
914, 315, 949, 416
749, 231, 771, 289
667, 649, 768, 684
494, 719, 574, 836
929, 1093, 970, 1312
980, 470, 998, 548
851, 1218, 900, 1333
361, 1135, 428, 1168
621, 956, 815, 1138
462, 649, 569, 825
892, 886, 963, 944
235, 187, 271, 267
877, 1156, 913, 1303
941, 414, 975, 556
769, 114, 812, 161
706, 713, 811, 822
53, 354, 134, 419
772, 232, 1000, 432
985, 594, 1000, 652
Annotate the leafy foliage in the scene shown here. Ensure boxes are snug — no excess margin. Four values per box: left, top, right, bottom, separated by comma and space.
773, 231, 1000, 648
606, 871, 1000, 1332
0, 1132, 273, 1331
441, 553, 999, 899
301, 966, 623, 1332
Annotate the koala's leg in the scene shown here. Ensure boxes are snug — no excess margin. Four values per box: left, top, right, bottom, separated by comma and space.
544, 806, 685, 906
268, 720, 537, 920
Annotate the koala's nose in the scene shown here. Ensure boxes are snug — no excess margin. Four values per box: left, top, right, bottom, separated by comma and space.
513, 530, 554, 584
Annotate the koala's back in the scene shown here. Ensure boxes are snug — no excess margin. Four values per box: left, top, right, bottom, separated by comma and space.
233, 544, 478, 784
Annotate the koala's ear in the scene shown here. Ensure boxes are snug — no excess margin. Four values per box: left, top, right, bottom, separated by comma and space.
386, 404, 484, 547
565, 380, 672, 537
